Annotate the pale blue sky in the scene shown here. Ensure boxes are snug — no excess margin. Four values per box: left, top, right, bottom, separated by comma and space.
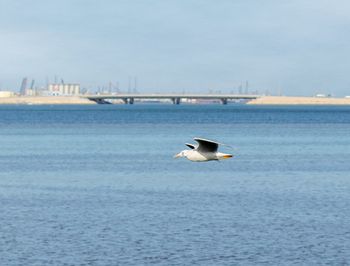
0, 0, 350, 95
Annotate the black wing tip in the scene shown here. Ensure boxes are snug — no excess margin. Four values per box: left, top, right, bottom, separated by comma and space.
193, 137, 233, 149
185, 143, 196, 149
194, 137, 220, 144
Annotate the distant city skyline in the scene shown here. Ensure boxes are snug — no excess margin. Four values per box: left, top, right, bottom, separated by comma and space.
1, 0, 350, 96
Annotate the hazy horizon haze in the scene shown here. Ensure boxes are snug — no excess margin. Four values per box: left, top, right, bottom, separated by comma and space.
1, 0, 350, 96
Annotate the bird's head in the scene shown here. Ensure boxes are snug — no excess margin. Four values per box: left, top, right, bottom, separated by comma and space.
174, 150, 189, 158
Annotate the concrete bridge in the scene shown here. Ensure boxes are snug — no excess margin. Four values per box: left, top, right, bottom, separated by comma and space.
83, 94, 261, 105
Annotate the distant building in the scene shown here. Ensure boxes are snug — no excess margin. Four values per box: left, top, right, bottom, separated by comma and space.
19, 77, 28, 95
0, 91, 15, 98
25, 88, 36, 96
315, 94, 331, 98
48, 84, 80, 96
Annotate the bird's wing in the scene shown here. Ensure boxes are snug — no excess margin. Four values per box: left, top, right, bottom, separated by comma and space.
194, 138, 219, 152
185, 143, 196, 149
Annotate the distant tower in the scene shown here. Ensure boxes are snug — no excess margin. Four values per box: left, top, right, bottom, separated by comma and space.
19, 77, 28, 95
133, 77, 138, 93
115, 81, 120, 93
245, 80, 249, 94
30, 79, 35, 90
108, 81, 112, 94
128, 77, 131, 93
45, 76, 49, 90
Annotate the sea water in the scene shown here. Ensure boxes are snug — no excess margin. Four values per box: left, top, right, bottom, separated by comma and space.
0, 104, 350, 265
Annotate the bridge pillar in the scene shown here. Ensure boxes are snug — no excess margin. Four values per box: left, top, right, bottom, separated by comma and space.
172, 97, 181, 104
221, 98, 228, 105
129, 98, 134, 104
122, 98, 128, 104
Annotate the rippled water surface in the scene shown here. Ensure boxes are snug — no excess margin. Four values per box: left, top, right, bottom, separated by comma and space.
1, 104, 350, 265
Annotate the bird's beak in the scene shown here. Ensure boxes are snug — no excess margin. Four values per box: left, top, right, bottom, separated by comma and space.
222, 154, 233, 159
174, 153, 181, 158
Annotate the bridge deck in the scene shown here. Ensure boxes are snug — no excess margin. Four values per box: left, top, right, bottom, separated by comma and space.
83, 94, 261, 104
84, 94, 260, 99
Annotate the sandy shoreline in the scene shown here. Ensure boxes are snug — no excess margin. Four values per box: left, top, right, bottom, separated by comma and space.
248, 96, 350, 105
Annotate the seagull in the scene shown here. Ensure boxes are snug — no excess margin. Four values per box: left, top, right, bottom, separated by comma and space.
174, 138, 233, 162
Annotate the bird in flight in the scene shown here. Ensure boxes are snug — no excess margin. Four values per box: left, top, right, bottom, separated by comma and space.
174, 138, 233, 162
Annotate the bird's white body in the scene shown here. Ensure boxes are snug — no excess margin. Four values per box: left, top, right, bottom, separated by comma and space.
174, 138, 233, 162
